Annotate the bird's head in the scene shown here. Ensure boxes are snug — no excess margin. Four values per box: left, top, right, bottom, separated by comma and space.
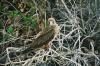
48, 18, 60, 34
48, 18, 56, 26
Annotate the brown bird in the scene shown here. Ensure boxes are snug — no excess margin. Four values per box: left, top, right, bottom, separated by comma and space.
22, 17, 60, 53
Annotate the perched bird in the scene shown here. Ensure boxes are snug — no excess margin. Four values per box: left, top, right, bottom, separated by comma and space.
22, 17, 60, 53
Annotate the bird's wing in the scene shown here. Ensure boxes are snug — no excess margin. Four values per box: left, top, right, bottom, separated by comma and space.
31, 26, 55, 49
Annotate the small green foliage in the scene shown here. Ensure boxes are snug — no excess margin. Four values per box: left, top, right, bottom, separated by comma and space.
8, 11, 20, 18
31, 20, 37, 28
23, 16, 32, 25
22, 16, 37, 28
7, 25, 14, 34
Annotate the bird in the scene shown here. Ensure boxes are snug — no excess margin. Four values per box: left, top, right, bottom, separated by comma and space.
22, 17, 60, 53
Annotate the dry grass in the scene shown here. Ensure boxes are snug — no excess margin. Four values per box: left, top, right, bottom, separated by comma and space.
0, 0, 100, 66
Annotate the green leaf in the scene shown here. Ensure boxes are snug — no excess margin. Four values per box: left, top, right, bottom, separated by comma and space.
7, 25, 14, 34
31, 20, 37, 28
22, 16, 33, 26
8, 11, 20, 18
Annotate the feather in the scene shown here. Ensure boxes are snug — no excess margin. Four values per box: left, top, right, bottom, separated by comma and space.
22, 18, 59, 53
31, 26, 55, 49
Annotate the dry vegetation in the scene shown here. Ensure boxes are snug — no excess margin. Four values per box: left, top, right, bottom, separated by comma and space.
0, 0, 100, 66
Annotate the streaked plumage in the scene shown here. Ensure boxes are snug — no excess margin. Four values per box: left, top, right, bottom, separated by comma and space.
22, 18, 59, 53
